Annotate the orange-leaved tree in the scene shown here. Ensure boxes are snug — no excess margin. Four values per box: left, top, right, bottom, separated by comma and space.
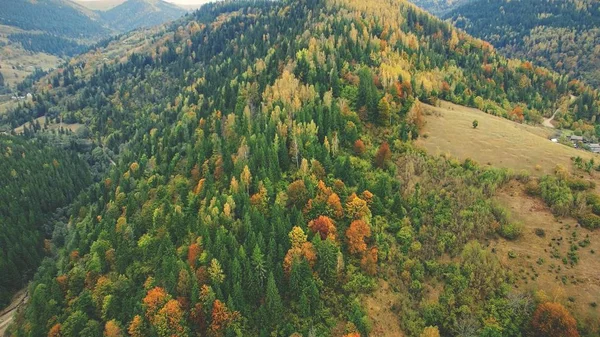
308, 215, 337, 240
346, 219, 371, 254
531, 302, 579, 337
374, 142, 391, 168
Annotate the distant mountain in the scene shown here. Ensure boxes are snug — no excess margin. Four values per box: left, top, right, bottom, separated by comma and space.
408, 0, 473, 16
0, 0, 186, 90
0, 0, 108, 39
75, 0, 127, 10
445, 0, 600, 87
100, 0, 186, 32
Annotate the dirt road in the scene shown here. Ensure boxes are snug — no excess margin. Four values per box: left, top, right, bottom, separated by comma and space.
0, 289, 28, 336
543, 109, 559, 128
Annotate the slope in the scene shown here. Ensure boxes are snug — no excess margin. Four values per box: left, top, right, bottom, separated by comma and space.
446, 0, 600, 88
74, 0, 127, 10
100, 0, 187, 32
0, 136, 91, 308
0, 0, 107, 39
407, 0, 473, 16
2, 0, 599, 336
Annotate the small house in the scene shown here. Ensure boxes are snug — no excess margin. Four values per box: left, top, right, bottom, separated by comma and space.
570, 135, 584, 142
589, 144, 600, 154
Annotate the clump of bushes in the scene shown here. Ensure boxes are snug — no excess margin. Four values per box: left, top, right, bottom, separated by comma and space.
577, 213, 600, 229
491, 204, 523, 240
499, 222, 524, 240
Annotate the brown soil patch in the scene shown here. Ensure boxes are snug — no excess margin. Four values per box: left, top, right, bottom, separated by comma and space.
363, 280, 404, 337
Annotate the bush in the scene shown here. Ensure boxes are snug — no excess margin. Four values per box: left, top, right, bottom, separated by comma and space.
566, 177, 594, 191
525, 180, 540, 196
499, 222, 523, 240
586, 193, 600, 215
577, 212, 600, 229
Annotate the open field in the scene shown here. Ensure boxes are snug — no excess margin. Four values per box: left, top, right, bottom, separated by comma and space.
493, 182, 600, 330
12, 116, 84, 134
415, 100, 598, 176
0, 25, 62, 88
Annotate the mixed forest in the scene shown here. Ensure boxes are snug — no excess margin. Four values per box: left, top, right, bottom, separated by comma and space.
0, 0, 598, 336
446, 0, 600, 88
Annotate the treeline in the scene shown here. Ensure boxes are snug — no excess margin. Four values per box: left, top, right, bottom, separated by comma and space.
3, 0, 592, 336
0, 136, 91, 307
8, 33, 87, 57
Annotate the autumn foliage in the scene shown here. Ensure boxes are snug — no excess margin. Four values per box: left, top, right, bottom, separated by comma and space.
420, 326, 441, 337
345, 193, 371, 220
143, 287, 169, 321
284, 227, 317, 274
346, 220, 371, 254
360, 247, 378, 275
187, 243, 201, 268
353, 139, 366, 156
154, 299, 187, 337
374, 142, 391, 168
308, 215, 337, 240
531, 302, 579, 337
287, 180, 309, 209
104, 320, 124, 337
342, 333, 361, 337
48, 324, 61, 337
210, 300, 239, 337
127, 315, 145, 337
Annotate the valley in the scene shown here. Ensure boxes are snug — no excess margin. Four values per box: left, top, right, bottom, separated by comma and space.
0, 0, 186, 99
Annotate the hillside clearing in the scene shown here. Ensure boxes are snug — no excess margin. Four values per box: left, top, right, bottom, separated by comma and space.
12, 116, 84, 134
363, 280, 405, 337
415, 101, 598, 176
0, 25, 62, 88
492, 181, 600, 330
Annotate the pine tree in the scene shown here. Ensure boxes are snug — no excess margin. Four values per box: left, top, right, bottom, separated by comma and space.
265, 272, 283, 322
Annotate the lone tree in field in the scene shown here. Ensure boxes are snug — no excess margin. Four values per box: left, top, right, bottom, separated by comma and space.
472, 120, 479, 129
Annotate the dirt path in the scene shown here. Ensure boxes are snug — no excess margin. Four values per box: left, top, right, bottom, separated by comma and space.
543, 109, 559, 128
0, 289, 29, 336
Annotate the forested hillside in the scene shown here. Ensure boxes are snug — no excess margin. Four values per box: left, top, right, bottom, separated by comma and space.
446, 0, 600, 88
0, 0, 185, 87
2, 0, 599, 336
0, 136, 91, 307
408, 0, 473, 16
0, 0, 107, 39
100, 0, 186, 32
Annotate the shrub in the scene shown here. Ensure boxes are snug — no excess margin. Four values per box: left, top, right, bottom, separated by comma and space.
566, 177, 594, 191
535, 228, 546, 237
499, 222, 523, 240
525, 180, 540, 196
577, 212, 600, 229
